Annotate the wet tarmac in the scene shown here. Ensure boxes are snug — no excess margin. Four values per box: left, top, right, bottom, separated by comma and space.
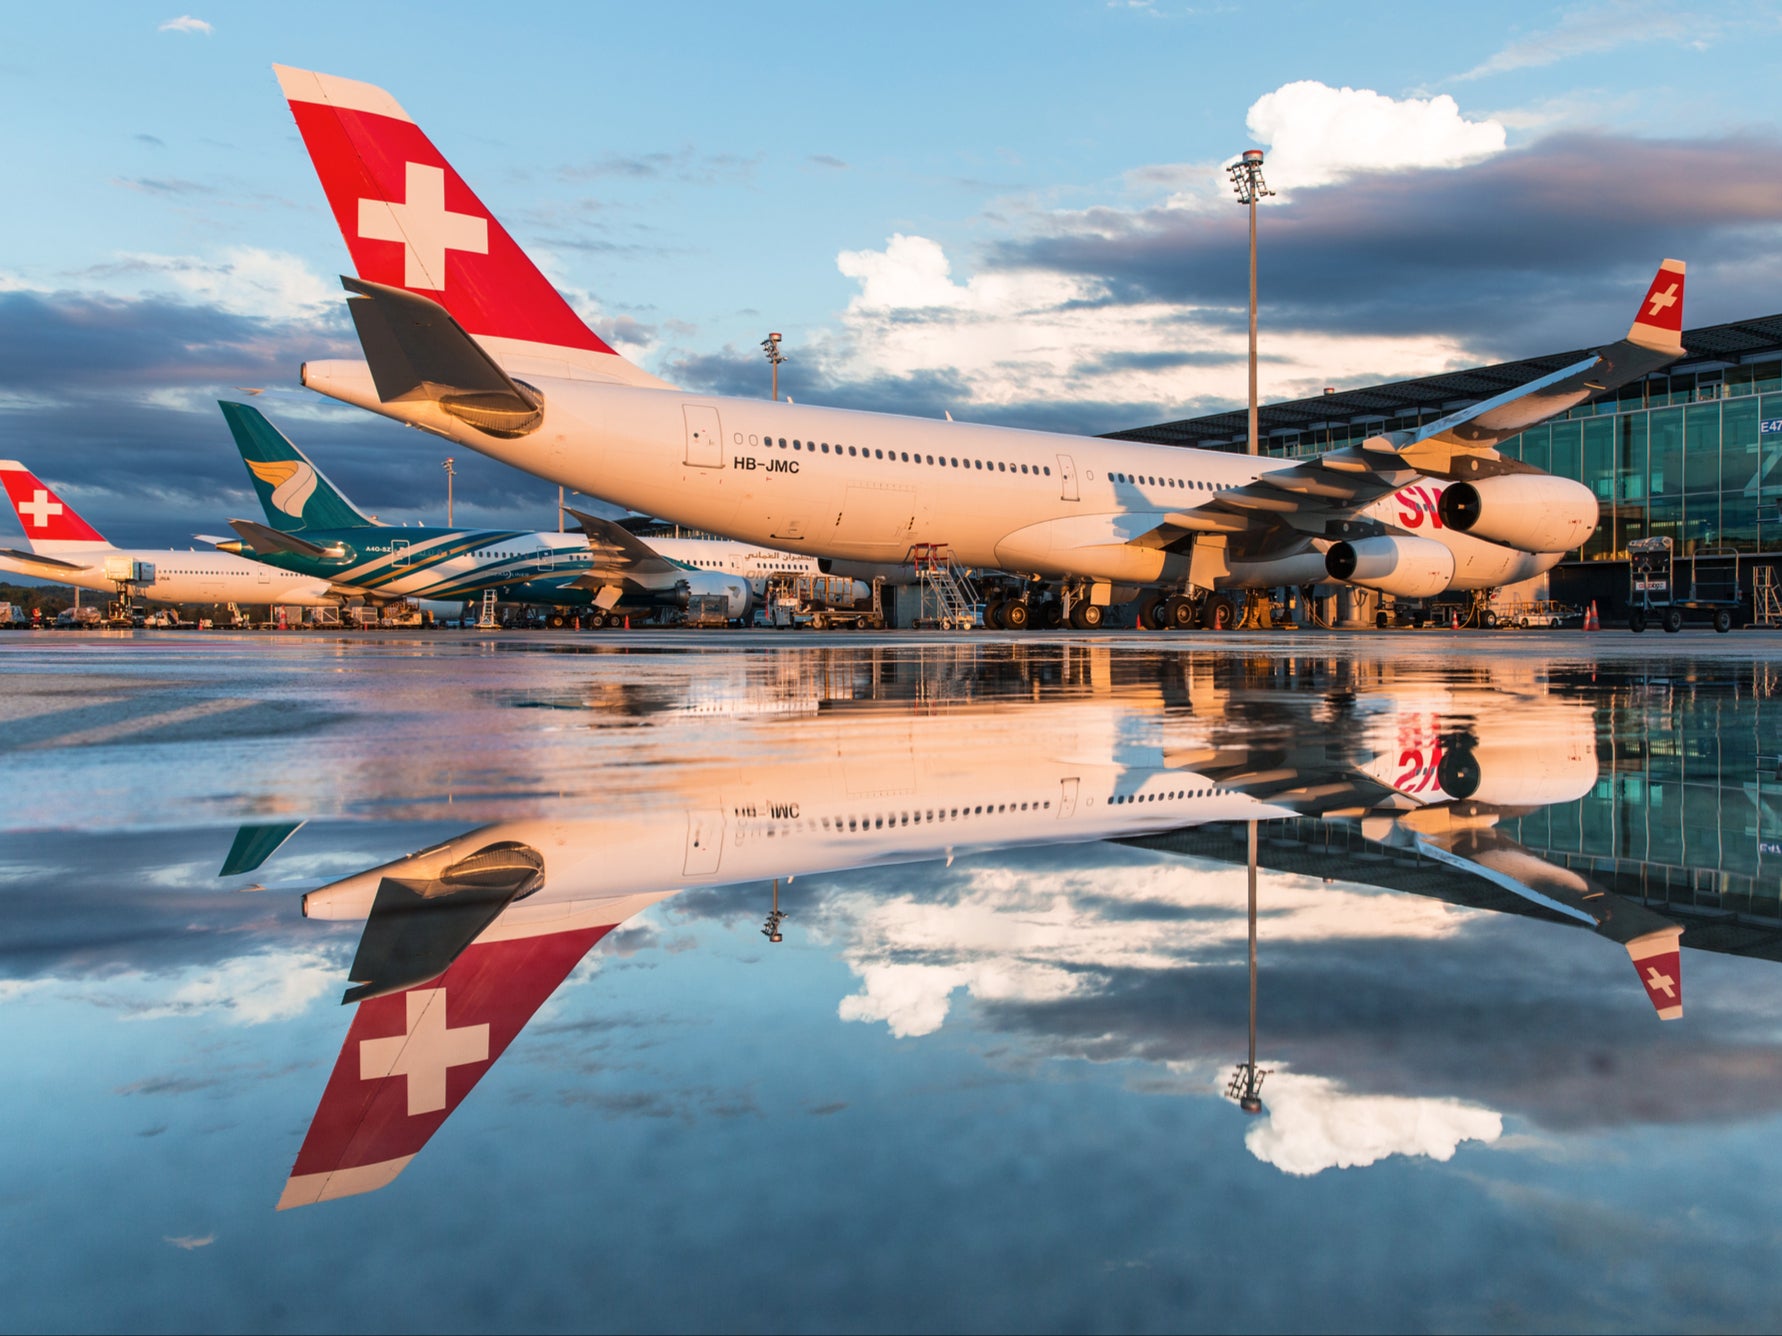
2, 631, 1781, 1333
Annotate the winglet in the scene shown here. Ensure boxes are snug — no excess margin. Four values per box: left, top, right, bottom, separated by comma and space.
1626, 926, 1684, 1021
1626, 259, 1686, 356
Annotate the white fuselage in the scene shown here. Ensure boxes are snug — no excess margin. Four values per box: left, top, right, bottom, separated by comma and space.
305, 363, 1562, 595
0, 545, 335, 607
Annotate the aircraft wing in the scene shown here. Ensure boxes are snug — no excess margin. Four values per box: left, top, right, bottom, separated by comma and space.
1128, 261, 1688, 554
566, 507, 686, 581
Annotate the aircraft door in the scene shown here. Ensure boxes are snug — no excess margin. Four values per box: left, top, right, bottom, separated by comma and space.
684, 404, 725, 469
391, 538, 413, 567
1057, 454, 1079, 501
683, 810, 726, 876
1058, 777, 1080, 817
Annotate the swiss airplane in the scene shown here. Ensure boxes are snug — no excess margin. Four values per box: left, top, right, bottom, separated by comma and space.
0, 460, 334, 609
277, 66, 1688, 630
268, 676, 1685, 1208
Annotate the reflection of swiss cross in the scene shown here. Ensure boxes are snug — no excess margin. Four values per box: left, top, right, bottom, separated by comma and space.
357, 162, 489, 290
359, 988, 489, 1116
1645, 965, 1677, 999
18, 489, 62, 529
1646, 283, 1680, 319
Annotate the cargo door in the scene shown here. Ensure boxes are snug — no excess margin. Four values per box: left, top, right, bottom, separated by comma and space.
684, 404, 725, 468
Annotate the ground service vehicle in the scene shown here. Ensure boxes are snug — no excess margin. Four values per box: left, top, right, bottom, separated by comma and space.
1628, 537, 1742, 633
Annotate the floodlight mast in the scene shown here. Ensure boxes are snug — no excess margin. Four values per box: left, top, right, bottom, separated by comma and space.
1227, 148, 1274, 456
442, 456, 456, 526
760, 332, 787, 401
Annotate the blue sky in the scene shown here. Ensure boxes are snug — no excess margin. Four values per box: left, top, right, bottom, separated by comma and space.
5, 1, 1782, 546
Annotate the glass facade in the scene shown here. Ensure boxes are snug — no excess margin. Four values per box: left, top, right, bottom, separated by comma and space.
1256, 356, 1782, 560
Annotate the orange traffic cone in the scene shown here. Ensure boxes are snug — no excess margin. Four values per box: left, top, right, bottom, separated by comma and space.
1451, 608, 1460, 630
1585, 601, 1600, 632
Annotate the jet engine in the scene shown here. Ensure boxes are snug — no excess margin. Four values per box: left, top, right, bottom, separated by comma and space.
1325, 535, 1454, 598
673, 571, 753, 621
1436, 475, 1598, 553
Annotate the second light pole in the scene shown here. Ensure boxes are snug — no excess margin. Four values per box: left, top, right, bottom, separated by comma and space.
761, 331, 787, 401
1227, 148, 1273, 455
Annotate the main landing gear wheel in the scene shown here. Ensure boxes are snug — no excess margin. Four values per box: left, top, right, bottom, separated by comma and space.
1068, 602, 1105, 630
985, 599, 1007, 630
1714, 609, 1733, 633
1004, 600, 1032, 630
1662, 607, 1684, 634
586, 611, 607, 629
1204, 594, 1238, 631
1041, 600, 1064, 629
1163, 595, 1197, 630
1135, 593, 1164, 631
1628, 609, 1647, 633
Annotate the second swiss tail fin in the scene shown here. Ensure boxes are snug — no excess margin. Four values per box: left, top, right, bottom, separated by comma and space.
219, 401, 376, 533
274, 65, 670, 390
0, 461, 111, 553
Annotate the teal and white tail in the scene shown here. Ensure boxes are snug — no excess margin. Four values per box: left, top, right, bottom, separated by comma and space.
220, 401, 376, 533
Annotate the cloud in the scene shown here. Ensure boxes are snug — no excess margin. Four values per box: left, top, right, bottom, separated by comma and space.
1242, 1072, 1503, 1176
163, 1234, 216, 1250
1454, 1, 1704, 82
1244, 82, 1505, 191
808, 154, 849, 171
157, 15, 212, 35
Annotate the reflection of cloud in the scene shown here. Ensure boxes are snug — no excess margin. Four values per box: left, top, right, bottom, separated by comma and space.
163, 1234, 215, 1249
1243, 1072, 1502, 1176
157, 15, 212, 35
126, 949, 338, 1026
832, 853, 1466, 1039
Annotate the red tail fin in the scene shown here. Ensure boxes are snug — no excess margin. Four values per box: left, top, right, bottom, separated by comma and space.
1627, 926, 1684, 1021
276, 65, 664, 386
277, 918, 612, 1209
1626, 259, 1686, 355
0, 460, 108, 551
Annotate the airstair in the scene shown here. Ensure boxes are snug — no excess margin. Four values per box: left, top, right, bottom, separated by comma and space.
1757, 566, 1781, 629
908, 543, 978, 630
476, 588, 500, 629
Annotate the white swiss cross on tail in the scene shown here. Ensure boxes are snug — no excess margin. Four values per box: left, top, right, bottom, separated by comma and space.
357, 162, 488, 291
358, 988, 489, 1115
18, 490, 62, 529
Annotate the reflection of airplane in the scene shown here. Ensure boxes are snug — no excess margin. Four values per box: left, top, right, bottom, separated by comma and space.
0, 459, 334, 607
269, 674, 1695, 1208
278, 65, 1683, 629
215, 401, 761, 623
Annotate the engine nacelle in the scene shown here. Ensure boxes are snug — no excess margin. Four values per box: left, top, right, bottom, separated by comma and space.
1325, 535, 1455, 598
1437, 474, 1598, 553
674, 571, 753, 621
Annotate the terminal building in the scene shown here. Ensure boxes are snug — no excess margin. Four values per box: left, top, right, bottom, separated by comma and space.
1112, 312, 1782, 615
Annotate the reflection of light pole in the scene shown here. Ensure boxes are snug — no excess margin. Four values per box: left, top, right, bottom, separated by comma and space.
762, 878, 787, 943
443, 457, 456, 525
1227, 821, 1269, 1113
761, 332, 787, 401
1227, 149, 1273, 456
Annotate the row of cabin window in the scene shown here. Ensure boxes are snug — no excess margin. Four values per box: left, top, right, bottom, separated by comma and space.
1110, 471, 1229, 492
751, 434, 1052, 477
819, 800, 1052, 833
1111, 788, 1222, 804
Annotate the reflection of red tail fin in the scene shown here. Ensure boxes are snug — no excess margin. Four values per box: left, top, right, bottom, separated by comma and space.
274, 65, 668, 388
1627, 926, 1684, 1021
0, 460, 109, 553
278, 918, 612, 1209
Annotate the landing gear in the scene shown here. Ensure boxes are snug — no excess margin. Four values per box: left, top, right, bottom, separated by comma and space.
985, 599, 1008, 630
1068, 601, 1105, 629
1135, 593, 1165, 631
1040, 600, 1064, 629
1004, 599, 1032, 630
1163, 595, 1198, 630
1204, 594, 1238, 631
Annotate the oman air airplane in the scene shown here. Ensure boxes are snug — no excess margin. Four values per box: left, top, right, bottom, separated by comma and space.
276, 65, 1688, 630
259, 670, 1686, 1208
215, 400, 860, 625
0, 459, 334, 609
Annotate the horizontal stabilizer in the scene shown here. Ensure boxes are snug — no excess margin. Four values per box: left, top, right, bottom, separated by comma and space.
567, 507, 684, 579
227, 518, 343, 560
343, 841, 546, 1004
0, 546, 88, 572
342, 277, 542, 438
